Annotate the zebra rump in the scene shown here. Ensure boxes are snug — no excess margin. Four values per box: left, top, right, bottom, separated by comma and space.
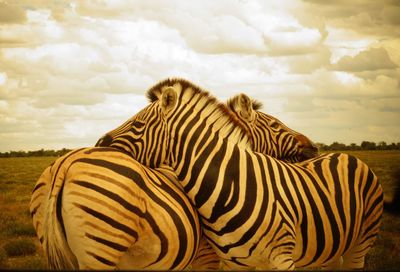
30, 147, 220, 270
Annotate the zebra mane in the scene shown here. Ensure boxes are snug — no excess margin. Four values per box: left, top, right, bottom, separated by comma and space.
146, 78, 252, 146
252, 99, 263, 111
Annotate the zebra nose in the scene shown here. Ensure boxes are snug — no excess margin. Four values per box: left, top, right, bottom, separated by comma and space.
295, 135, 319, 159
295, 135, 313, 148
95, 134, 113, 147
302, 145, 319, 159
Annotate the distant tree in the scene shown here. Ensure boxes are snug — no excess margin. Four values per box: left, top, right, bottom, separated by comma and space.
56, 148, 72, 156
388, 142, 398, 150
9, 151, 26, 157
0, 152, 10, 158
348, 143, 358, 150
377, 141, 387, 150
361, 141, 376, 150
315, 142, 329, 151
2, 141, 400, 157
329, 141, 347, 151
0, 148, 72, 157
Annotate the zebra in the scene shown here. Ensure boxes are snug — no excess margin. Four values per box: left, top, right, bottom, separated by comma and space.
97, 94, 317, 164
96, 78, 384, 270
226, 93, 318, 162
85, 93, 317, 269
29, 147, 219, 270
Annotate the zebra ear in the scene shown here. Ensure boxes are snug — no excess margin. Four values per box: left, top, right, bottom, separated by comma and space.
161, 87, 178, 115
238, 93, 254, 121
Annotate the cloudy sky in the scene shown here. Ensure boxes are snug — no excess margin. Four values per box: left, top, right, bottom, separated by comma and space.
0, 0, 399, 152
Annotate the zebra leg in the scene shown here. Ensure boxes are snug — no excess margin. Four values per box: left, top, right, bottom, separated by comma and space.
321, 256, 343, 270
341, 246, 366, 270
220, 259, 253, 270
189, 237, 221, 270
341, 233, 380, 271
341, 235, 379, 269
117, 227, 165, 269
264, 230, 296, 270
269, 253, 295, 270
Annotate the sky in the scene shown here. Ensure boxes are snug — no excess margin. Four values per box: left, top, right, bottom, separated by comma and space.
0, 0, 399, 152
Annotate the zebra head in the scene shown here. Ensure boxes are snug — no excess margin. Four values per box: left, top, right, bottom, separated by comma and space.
96, 78, 250, 169
95, 99, 169, 168
226, 93, 318, 162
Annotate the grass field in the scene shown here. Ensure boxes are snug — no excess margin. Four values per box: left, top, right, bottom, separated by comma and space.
0, 151, 399, 270
0, 156, 55, 269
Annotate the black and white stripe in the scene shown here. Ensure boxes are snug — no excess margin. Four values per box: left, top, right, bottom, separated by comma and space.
30, 147, 220, 270
227, 93, 318, 162
97, 78, 383, 270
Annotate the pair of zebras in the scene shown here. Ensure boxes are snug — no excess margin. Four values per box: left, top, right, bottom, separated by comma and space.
30, 78, 383, 270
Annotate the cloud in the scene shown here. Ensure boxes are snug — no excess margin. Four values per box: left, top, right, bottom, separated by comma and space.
0, 93, 148, 151
381, 39, 400, 66
155, 6, 268, 55
382, 5, 400, 25
2, 6, 325, 107
263, 26, 323, 56
267, 66, 400, 145
332, 47, 398, 72
302, 0, 400, 37
0, 2, 27, 24
280, 95, 400, 145
0, 15, 194, 106
74, 0, 327, 56
0, 10, 66, 48
74, 0, 267, 54
0, 0, 399, 151
194, 15, 266, 54
2, 0, 73, 22
305, 69, 399, 99
285, 46, 332, 73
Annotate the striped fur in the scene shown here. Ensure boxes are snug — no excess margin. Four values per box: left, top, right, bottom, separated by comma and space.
94, 92, 316, 269
227, 93, 318, 162
30, 147, 219, 270
98, 78, 384, 270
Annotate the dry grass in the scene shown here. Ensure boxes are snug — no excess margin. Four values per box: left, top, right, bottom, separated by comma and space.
0, 152, 399, 270
0, 157, 54, 269
3, 239, 37, 257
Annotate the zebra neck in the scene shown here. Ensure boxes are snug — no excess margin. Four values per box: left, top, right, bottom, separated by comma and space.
171, 128, 254, 209
168, 110, 250, 182
165, 90, 251, 169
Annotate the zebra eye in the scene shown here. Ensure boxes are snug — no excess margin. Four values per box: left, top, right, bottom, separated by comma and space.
270, 122, 279, 129
133, 120, 145, 128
